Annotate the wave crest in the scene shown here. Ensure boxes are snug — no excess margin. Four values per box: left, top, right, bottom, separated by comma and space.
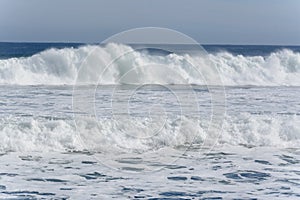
0, 43, 299, 86
0, 114, 299, 152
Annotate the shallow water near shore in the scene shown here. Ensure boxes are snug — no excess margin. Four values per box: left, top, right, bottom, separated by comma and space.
0, 147, 299, 199
0, 85, 299, 199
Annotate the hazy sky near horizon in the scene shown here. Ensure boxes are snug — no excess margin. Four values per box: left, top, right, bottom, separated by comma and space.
0, 0, 300, 45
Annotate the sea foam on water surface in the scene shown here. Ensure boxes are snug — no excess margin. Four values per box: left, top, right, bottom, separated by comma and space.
0, 114, 299, 153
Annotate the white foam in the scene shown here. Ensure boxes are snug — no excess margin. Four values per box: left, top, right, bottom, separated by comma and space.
0, 43, 299, 86
0, 114, 299, 152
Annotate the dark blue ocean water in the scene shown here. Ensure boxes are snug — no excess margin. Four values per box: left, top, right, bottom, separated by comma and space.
1, 42, 300, 59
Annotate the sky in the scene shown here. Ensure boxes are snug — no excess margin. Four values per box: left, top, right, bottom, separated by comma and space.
0, 0, 300, 45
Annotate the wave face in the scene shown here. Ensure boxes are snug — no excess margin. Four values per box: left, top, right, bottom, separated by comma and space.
0, 114, 299, 152
0, 43, 299, 86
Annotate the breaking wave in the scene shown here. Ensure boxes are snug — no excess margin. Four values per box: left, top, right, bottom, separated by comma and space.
0, 114, 299, 152
0, 43, 299, 86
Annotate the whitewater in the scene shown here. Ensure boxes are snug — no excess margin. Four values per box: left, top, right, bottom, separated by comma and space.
0, 43, 299, 199
0, 43, 299, 85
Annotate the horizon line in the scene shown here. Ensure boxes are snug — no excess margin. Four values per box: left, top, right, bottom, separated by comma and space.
0, 41, 300, 46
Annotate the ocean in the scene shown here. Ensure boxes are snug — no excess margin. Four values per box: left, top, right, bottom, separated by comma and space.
0, 42, 299, 199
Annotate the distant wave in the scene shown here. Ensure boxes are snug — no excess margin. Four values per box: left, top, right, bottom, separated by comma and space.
0, 43, 299, 86
0, 114, 299, 152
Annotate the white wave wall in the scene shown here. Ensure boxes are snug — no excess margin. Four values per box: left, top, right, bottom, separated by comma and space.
0, 114, 299, 152
0, 43, 299, 86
